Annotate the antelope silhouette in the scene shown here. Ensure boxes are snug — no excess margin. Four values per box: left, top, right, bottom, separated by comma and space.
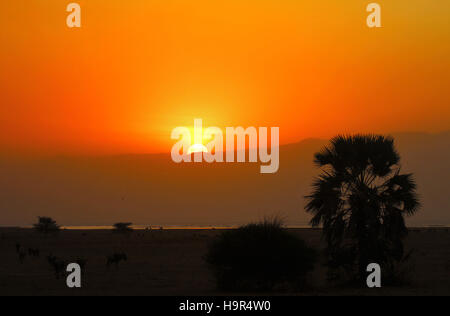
28, 248, 40, 258
18, 251, 26, 264
47, 255, 67, 279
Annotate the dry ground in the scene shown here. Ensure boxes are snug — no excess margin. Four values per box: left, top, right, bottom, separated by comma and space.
0, 228, 449, 296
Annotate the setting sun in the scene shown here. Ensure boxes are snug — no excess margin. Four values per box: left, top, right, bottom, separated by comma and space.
0, 0, 449, 298
187, 143, 208, 154
1, 1, 450, 156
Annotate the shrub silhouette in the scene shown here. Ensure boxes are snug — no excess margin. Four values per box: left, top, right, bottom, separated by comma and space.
33, 217, 60, 234
205, 218, 316, 291
305, 135, 420, 284
112, 222, 133, 233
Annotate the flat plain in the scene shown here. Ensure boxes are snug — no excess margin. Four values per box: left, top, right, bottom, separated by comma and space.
0, 228, 449, 296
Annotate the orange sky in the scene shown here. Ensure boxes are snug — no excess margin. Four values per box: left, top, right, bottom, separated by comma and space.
1, 0, 449, 155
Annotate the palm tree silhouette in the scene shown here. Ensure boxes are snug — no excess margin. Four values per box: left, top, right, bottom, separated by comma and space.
305, 135, 420, 282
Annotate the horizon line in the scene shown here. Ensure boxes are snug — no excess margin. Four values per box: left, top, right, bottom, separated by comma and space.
1, 129, 448, 159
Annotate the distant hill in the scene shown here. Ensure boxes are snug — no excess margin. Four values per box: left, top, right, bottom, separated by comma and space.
1, 132, 449, 227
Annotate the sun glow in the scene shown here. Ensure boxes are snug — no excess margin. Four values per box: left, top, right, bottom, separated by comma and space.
187, 143, 208, 154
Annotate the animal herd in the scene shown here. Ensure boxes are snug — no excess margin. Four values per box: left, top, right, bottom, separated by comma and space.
15, 243, 40, 264
11, 240, 129, 281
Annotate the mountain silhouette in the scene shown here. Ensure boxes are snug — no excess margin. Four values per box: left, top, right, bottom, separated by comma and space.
1, 132, 449, 227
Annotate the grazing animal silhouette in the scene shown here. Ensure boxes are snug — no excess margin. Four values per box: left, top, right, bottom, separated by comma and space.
106, 253, 128, 268
47, 254, 57, 266
75, 258, 87, 272
18, 251, 26, 264
47, 255, 67, 279
28, 248, 40, 258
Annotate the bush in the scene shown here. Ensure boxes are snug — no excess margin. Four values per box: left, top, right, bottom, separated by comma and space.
33, 217, 60, 234
326, 249, 415, 286
205, 218, 316, 291
113, 222, 134, 233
